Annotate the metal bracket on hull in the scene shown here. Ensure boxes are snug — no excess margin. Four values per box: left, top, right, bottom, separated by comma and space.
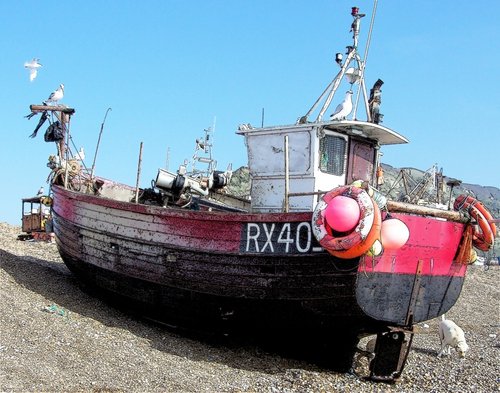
405, 260, 423, 326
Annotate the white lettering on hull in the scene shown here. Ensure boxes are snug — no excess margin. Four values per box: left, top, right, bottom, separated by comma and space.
242, 222, 323, 254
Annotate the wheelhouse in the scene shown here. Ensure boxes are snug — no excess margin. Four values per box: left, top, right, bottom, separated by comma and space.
237, 120, 408, 213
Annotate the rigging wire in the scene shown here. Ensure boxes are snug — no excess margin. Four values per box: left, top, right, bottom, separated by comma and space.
363, 0, 379, 72
352, 0, 378, 120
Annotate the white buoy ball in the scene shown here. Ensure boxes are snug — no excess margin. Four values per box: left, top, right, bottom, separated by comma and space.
366, 239, 383, 257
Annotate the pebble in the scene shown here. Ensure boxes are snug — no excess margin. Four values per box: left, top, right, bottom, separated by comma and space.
0, 222, 498, 392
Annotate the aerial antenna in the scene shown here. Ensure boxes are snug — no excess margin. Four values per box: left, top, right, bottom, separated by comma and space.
211, 116, 217, 148
191, 116, 217, 177
261, 108, 265, 127
90, 107, 112, 180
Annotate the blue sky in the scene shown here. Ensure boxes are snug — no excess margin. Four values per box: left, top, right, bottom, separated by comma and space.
1, 0, 499, 226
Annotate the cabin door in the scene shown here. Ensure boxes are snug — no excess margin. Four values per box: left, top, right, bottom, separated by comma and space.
346, 139, 375, 184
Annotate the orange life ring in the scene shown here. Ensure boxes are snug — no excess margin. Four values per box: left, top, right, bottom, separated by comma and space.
312, 185, 381, 259
454, 195, 495, 251
454, 195, 497, 238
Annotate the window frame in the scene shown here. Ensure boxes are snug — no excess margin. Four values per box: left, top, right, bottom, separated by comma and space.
318, 132, 348, 176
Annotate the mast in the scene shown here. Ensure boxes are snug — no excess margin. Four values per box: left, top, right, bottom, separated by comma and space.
190, 118, 217, 178
352, 0, 378, 120
300, 6, 376, 123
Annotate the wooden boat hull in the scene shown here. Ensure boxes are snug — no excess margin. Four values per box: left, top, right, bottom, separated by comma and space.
51, 183, 467, 373
51, 184, 466, 327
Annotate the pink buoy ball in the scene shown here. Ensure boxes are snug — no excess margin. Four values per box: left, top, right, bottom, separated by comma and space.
381, 218, 410, 249
324, 195, 361, 233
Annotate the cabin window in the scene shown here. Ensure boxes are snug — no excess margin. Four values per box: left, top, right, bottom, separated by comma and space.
319, 135, 346, 175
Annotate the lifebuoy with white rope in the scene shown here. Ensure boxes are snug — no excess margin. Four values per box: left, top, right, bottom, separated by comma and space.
454, 195, 496, 251
312, 185, 381, 259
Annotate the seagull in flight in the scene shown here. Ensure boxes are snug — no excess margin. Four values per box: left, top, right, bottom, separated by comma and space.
24, 58, 42, 82
44, 84, 64, 105
330, 91, 353, 120
37, 186, 44, 196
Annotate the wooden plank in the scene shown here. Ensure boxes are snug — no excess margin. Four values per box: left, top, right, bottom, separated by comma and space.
387, 200, 467, 223
29, 104, 75, 114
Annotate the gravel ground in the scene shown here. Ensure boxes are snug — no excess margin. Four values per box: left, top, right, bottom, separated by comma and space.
0, 222, 498, 392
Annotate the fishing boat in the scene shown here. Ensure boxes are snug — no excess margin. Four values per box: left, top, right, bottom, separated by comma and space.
26, 5, 496, 382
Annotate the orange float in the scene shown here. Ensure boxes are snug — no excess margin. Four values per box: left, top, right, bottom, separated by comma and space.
454, 195, 497, 237
454, 195, 496, 251
312, 185, 382, 259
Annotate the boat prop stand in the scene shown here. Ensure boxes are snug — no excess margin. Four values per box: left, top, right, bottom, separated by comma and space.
369, 328, 414, 382
365, 258, 421, 381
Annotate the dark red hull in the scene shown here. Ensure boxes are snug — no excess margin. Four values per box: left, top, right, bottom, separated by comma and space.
51, 183, 468, 374
51, 184, 466, 328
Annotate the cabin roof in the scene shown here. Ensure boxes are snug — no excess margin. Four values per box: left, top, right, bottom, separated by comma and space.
323, 120, 409, 145
237, 120, 409, 146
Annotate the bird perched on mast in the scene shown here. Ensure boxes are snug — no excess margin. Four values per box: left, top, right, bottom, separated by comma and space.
330, 91, 353, 120
24, 58, 42, 82
43, 84, 64, 105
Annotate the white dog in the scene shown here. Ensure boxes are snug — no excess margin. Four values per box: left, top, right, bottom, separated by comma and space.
438, 315, 469, 358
